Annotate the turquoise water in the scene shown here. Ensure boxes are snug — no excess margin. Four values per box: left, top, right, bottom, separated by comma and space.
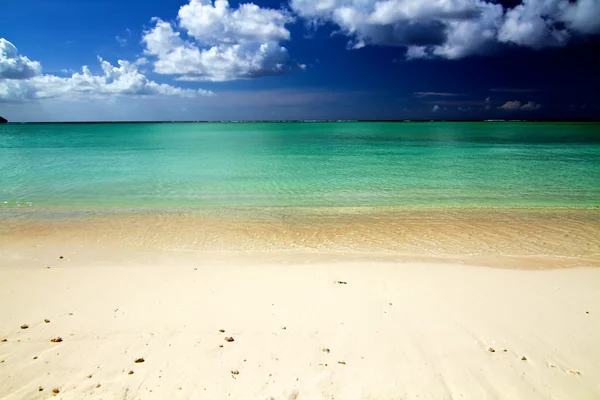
1, 122, 599, 208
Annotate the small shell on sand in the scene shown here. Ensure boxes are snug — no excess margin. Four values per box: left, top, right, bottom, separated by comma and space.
225, 337, 235, 342
134, 358, 145, 363
20, 324, 29, 329
50, 337, 63, 343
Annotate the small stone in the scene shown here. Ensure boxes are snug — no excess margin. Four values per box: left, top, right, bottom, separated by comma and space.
336, 281, 347, 285
502, 349, 507, 352
338, 361, 346, 365
68, 313, 73, 316
44, 319, 51, 323
231, 370, 239, 375
488, 347, 495, 353
322, 348, 330, 353
50, 337, 63, 343
218, 345, 223, 348
282, 327, 287, 330
586, 311, 589, 314
33, 356, 38, 360
95, 384, 101, 388
52, 388, 60, 395
58, 256, 64, 259
318, 362, 328, 366
219, 329, 225, 333
20, 324, 29, 329
128, 370, 134, 375
521, 356, 527, 361
87, 375, 92, 379
1, 339, 7, 342
193, 268, 198, 271
224, 337, 235, 342
38, 386, 43, 392
134, 358, 145, 363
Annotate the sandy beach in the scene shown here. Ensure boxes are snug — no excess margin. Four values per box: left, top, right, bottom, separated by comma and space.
1, 207, 600, 399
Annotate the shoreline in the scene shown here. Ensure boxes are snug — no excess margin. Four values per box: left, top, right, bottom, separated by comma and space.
2, 206, 599, 269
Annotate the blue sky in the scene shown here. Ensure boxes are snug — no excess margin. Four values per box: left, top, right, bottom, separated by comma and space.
1, 0, 599, 121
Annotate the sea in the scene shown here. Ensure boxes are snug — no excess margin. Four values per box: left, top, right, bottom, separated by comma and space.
1, 122, 599, 208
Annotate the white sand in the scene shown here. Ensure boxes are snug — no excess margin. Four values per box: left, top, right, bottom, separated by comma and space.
1, 254, 599, 399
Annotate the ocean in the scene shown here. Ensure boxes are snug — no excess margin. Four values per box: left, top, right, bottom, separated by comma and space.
1, 122, 599, 208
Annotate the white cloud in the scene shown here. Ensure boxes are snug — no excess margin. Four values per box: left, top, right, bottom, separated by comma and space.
0, 39, 213, 102
498, 100, 522, 110
0, 38, 42, 79
432, 104, 440, 112
115, 36, 128, 47
142, 0, 295, 82
484, 96, 491, 110
497, 100, 542, 110
520, 101, 542, 110
290, 0, 600, 59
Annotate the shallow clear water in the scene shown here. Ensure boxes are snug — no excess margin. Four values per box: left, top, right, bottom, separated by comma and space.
1, 122, 599, 208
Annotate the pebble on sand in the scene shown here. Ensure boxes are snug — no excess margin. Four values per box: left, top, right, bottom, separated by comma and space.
231, 370, 239, 375
488, 347, 496, 353
1, 339, 7, 342
38, 386, 43, 392
50, 337, 63, 343
44, 319, 51, 323
52, 388, 60, 394
322, 348, 331, 353
336, 281, 347, 285
96, 384, 101, 388
58, 256, 64, 259
338, 361, 346, 365
134, 358, 145, 363
128, 370, 134, 375
521, 356, 528, 361
87, 375, 92, 379
219, 329, 225, 333
225, 337, 235, 342
20, 324, 29, 329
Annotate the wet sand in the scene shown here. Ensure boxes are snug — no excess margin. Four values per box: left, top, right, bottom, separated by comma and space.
1, 207, 600, 399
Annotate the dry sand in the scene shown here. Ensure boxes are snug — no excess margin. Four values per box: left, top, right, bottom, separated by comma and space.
1, 207, 600, 399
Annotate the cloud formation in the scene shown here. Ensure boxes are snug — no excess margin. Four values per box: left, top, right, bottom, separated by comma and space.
142, 0, 294, 81
0, 39, 42, 80
432, 104, 440, 112
290, 0, 600, 59
498, 100, 542, 110
0, 38, 213, 102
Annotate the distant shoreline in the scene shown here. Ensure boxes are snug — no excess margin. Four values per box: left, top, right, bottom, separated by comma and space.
3, 120, 600, 125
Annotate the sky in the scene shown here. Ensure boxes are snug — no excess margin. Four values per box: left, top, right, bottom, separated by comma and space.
1, 0, 599, 122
